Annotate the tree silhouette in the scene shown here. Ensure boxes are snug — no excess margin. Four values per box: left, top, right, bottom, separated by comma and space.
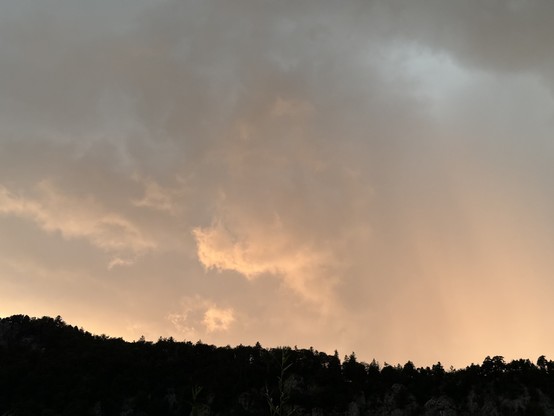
2, 315, 554, 415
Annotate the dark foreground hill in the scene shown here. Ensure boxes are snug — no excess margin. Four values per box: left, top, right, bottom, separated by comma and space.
1, 315, 554, 416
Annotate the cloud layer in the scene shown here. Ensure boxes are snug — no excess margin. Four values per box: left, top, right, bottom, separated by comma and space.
1, 0, 554, 367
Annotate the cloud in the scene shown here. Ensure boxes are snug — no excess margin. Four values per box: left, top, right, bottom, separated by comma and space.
107, 257, 136, 270
167, 296, 236, 338
0, 181, 155, 263
132, 177, 184, 215
1, 0, 554, 367
192, 216, 337, 305
203, 306, 235, 333
376, 0, 554, 78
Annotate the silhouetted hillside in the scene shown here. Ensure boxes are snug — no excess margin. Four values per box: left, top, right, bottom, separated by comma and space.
1, 315, 553, 415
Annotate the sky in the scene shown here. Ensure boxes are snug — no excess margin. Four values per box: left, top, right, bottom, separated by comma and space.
1, 0, 554, 368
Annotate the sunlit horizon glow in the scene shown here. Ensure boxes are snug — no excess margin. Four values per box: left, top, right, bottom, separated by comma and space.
1, 0, 554, 368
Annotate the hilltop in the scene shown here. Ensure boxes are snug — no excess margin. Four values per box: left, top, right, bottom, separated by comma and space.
1, 315, 553, 415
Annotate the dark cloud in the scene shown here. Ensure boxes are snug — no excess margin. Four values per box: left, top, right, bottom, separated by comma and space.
376, 0, 554, 74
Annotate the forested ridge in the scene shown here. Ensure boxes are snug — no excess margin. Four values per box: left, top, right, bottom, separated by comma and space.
1, 315, 554, 415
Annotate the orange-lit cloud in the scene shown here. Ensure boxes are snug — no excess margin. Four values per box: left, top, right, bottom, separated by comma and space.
193, 215, 337, 305
167, 296, 236, 338
203, 307, 235, 333
0, 181, 155, 265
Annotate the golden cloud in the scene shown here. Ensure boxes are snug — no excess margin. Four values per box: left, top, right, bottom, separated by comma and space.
203, 306, 235, 333
0, 181, 155, 263
192, 216, 339, 307
167, 296, 236, 337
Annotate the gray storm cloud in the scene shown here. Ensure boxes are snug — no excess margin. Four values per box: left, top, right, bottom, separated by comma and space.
1, 0, 554, 366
